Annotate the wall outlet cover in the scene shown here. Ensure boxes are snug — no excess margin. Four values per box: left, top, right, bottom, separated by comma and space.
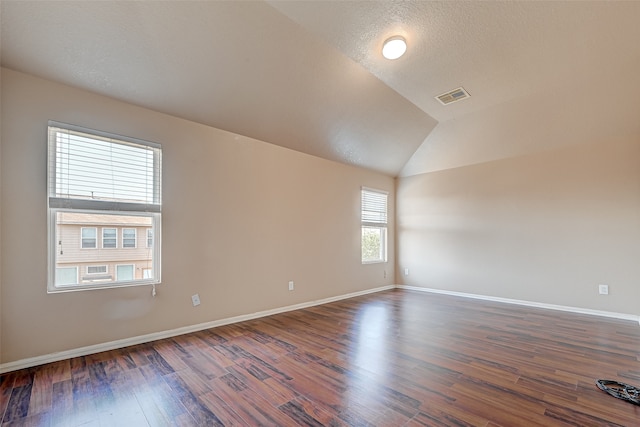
191, 294, 201, 306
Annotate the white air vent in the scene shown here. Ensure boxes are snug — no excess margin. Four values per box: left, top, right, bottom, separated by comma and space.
435, 87, 470, 105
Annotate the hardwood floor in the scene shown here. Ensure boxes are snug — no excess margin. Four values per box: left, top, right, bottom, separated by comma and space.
2, 289, 640, 426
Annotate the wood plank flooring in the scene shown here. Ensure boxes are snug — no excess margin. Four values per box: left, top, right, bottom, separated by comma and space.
2, 289, 640, 426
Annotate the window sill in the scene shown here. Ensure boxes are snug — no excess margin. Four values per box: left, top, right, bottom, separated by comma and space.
47, 279, 160, 293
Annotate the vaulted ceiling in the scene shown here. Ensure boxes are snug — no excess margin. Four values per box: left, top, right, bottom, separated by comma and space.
2, 1, 640, 177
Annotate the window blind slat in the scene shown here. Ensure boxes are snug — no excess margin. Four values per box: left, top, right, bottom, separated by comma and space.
361, 189, 388, 224
48, 197, 161, 212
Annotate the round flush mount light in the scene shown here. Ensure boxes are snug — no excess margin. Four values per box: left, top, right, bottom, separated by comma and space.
382, 36, 407, 60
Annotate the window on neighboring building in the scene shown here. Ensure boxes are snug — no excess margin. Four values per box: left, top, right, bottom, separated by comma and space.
81, 227, 97, 249
122, 228, 136, 248
147, 229, 153, 248
102, 228, 117, 248
116, 264, 135, 281
47, 121, 162, 292
143, 268, 152, 279
87, 265, 108, 275
55, 267, 78, 286
361, 188, 388, 264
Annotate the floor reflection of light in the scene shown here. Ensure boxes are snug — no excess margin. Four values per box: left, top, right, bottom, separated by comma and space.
344, 303, 391, 414
354, 304, 388, 375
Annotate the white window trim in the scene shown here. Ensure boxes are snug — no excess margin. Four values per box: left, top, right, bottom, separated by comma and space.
146, 229, 153, 248
102, 227, 117, 249
81, 227, 97, 249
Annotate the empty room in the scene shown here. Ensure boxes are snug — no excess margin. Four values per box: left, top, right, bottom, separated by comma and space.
1, 1, 640, 426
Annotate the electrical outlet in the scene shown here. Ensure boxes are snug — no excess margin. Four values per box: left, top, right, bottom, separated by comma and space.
288, 281, 294, 291
383, 270, 387, 278
404, 268, 409, 276
191, 294, 201, 306
598, 284, 609, 295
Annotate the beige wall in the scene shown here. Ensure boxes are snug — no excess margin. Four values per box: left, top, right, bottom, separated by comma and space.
0, 67, 3, 362
397, 139, 640, 315
0, 68, 394, 364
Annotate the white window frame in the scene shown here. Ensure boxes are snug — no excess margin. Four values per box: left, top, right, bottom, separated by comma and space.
47, 121, 162, 292
361, 187, 388, 264
81, 227, 97, 249
102, 227, 117, 249
122, 228, 137, 249
86, 265, 108, 275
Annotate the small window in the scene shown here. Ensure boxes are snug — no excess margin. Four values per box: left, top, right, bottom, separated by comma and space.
147, 229, 153, 248
81, 227, 97, 249
123, 228, 137, 248
55, 267, 78, 286
116, 264, 135, 281
87, 265, 108, 275
102, 228, 117, 248
47, 121, 162, 292
143, 268, 152, 279
361, 188, 388, 264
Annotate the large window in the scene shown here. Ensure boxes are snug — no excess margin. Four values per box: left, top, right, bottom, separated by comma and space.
47, 121, 162, 292
361, 188, 388, 264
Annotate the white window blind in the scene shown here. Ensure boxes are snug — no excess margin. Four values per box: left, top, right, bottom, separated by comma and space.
361, 188, 388, 225
48, 122, 161, 212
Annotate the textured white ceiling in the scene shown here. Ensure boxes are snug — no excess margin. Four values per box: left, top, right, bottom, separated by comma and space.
269, 1, 640, 174
0, 1, 436, 176
2, 1, 640, 177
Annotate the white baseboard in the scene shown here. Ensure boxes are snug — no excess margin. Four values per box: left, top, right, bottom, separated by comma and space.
397, 285, 640, 323
4, 283, 634, 374
0, 285, 394, 374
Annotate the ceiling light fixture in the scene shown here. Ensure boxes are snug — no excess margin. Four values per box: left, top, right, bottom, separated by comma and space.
382, 36, 407, 60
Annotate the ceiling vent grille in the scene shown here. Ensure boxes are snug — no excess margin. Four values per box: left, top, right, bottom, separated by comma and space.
435, 87, 470, 105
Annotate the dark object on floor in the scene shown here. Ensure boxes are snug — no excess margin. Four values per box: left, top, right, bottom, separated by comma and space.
596, 379, 640, 405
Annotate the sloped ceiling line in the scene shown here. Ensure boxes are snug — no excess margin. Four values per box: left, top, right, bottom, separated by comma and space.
2, 1, 640, 177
